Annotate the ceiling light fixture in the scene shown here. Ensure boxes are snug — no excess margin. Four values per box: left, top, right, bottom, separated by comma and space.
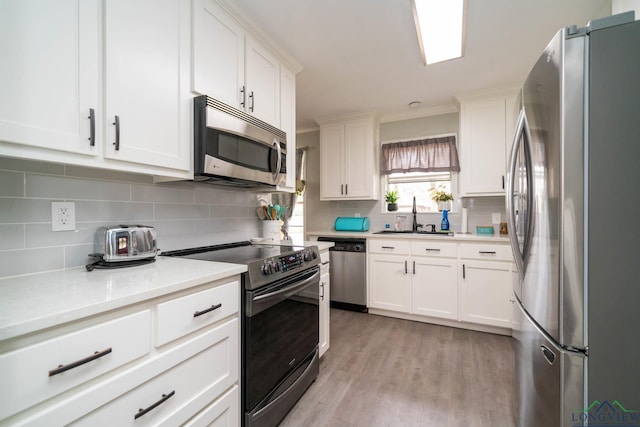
411, 0, 466, 66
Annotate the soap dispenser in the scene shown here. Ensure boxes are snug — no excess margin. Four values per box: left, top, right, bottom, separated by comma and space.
441, 209, 450, 231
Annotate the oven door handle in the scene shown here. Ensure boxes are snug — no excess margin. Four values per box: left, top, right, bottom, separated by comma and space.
253, 269, 320, 303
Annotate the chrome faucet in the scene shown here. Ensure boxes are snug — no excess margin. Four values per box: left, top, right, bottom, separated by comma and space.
412, 197, 422, 232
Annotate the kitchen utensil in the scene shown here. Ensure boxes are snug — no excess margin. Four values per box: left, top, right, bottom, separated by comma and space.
256, 207, 266, 220
263, 205, 270, 220
269, 206, 277, 221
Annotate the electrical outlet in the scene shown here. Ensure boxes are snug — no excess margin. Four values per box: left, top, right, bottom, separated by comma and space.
492, 212, 501, 224
52, 202, 76, 231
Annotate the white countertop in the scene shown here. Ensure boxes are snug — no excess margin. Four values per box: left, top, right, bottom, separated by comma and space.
306, 230, 510, 243
0, 257, 247, 342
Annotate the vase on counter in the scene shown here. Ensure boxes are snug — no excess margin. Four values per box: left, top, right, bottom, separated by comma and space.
437, 201, 452, 212
262, 220, 282, 241
387, 203, 398, 212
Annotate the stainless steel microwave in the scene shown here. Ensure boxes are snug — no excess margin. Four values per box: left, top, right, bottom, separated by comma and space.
193, 95, 287, 188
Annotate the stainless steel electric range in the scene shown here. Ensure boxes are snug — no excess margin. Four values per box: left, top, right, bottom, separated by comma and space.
162, 242, 320, 427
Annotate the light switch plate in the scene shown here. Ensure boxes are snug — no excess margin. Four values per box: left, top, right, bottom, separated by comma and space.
52, 202, 76, 231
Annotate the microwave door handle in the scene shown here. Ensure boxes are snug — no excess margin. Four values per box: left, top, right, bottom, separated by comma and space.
273, 139, 282, 181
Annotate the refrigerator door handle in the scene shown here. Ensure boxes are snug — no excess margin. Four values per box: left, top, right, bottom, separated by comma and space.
540, 345, 557, 365
506, 107, 535, 278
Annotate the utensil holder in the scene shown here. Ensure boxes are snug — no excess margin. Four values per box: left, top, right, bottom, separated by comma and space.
262, 220, 282, 241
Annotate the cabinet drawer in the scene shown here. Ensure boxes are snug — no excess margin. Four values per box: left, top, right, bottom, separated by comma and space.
0, 310, 151, 420
459, 243, 513, 261
71, 319, 239, 427
368, 239, 410, 255
411, 241, 457, 258
155, 280, 239, 347
183, 385, 239, 427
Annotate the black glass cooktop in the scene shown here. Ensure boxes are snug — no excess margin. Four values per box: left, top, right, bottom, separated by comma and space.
161, 241, 306, 265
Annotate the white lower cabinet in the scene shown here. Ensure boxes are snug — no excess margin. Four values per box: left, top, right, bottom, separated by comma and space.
367, 238, 514, 333
411, 257, 458, 320
368, 254, 411, 313
319, 250, 331, 357
1, 276, 241, 427
459, 261, 512, 328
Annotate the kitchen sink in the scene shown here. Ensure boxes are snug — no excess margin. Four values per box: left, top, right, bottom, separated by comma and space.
373, 230, 454, 236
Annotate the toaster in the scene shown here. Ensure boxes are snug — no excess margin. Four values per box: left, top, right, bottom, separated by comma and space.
93, 225, 158, 262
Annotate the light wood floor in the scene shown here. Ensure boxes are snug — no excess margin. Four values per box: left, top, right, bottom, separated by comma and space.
281, 309, 516, 427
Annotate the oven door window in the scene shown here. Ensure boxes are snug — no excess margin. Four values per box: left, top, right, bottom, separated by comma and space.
207, 128, 285, 174
244, 268, 319, 410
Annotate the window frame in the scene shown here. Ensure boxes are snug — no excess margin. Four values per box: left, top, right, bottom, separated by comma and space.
380, 133, 459, 214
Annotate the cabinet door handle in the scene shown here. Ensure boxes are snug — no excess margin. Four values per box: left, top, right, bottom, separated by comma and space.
341, 184, 344, 195
320, 282, 325, 300
462, 263, 466, 279
193, 303, 222, 318
48, 347, 113, 377
404, 260, 408, 274
113, 115, 120, 150
502, 175, 505, 189
88, 108, 95, 146
424, 248, 441, 253
413, 260, 416, 275
345, 184, 348, 195
134, 390, 175, 420
479, 251, 497, 256
240, 86, 246, 108
249, 91, 254, 112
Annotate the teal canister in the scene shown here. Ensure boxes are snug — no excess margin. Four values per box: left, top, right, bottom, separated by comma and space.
334, 217, 370, 232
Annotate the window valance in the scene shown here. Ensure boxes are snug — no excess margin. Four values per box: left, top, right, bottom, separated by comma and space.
380, 135, 460, 175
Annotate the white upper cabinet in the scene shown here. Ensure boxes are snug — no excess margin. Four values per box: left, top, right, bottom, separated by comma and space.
192, 0, 283, 128
0, 0, 100, 156
245, 37, 280, 126
319, 114, 379, 200
103, 0, 191, 171
278, 65, 296, 192
192, 0, 245, 108
457, 88, 518, 197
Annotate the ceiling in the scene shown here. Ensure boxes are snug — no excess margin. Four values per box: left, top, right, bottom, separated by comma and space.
230, 0, 612, 131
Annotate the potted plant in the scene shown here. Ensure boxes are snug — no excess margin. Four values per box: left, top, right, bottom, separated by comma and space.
385, 190, 399, 212
430, 189, 454, 211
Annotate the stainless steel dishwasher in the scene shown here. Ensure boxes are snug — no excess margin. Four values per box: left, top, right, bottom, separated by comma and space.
317, 237, 367, 312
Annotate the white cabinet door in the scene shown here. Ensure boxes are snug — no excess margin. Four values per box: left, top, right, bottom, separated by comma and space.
103, 0, 190, 171
0, 0, 99, 155
277, 65, 296, 192
460, 98, 507, 195
192, 0, 245, 108
411, 257, 458, 320
319, 268, 331, 357
343, 120, 371, 198
459, 260, 512, 328
368, 254, 411, 313
320, 124, 345, 199
245, 37, 280, 127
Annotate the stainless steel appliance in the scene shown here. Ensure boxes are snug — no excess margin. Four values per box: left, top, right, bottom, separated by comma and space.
162, 242, 320, 427
193, 95, 287, 188
507, 13, 640, 427
86, 225, 157, 270
317, 237, 367, 312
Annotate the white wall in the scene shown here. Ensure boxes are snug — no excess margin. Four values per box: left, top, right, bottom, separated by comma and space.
613, 0, 640, 17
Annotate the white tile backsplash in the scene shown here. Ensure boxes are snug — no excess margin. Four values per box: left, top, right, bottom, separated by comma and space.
0, 158, 264, 278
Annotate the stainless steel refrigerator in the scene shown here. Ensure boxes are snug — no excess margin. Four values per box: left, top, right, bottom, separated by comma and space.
507, 12, 640, 427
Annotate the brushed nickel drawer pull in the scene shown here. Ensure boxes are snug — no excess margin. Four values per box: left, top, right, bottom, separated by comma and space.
135, 390, 175, 419
193, 303, 222, 318
479, 251, 497, 255
424, 248, 441, 252
49, 347, 113, 377
381, 246, 395, 250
